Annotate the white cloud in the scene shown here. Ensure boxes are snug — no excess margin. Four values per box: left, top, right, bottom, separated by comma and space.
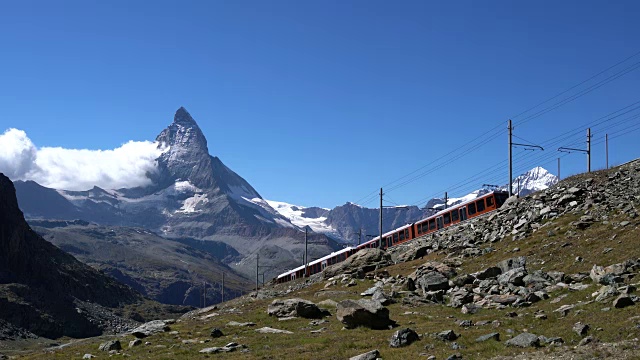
0, 128, 167, 190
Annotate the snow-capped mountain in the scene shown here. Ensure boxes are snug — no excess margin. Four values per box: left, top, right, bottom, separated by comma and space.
14, 108, 340, 278
508, 166, 559, 196
270, 167, 559, 244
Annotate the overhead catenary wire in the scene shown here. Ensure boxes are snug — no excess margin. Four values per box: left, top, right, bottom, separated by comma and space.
409, 101, 640, 207
510, 49, 640, 120
352, 50, 640, 207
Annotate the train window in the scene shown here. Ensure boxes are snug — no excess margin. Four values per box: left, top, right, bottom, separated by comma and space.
451, 209, 459, 222
399, 231, 405, 241
477, 199, 485, 212
429, 219, 436, 230
405, 229, 409, 239
444, 212, 451, 225
468, 202, 477, 215
486, 196, 494, 207
393, 233, 399, 243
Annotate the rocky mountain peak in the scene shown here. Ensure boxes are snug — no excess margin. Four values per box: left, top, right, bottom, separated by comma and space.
156, 107, 208, 152
154, 108, 216, 190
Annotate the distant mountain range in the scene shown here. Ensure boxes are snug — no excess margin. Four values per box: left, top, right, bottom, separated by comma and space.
267, 167, 559, 244
11, 107, 559, 298
13, 108, 340, 284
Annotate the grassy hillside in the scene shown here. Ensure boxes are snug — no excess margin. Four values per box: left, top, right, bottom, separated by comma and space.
9, 160, 640, 360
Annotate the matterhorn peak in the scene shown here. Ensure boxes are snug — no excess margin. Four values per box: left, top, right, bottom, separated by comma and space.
173, 106, 198, 127
153, 108, 215, 190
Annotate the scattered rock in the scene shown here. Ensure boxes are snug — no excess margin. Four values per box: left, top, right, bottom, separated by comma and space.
436, 330, 459, 341
577, 336, 594, 346
255, 327, 293, 334
210, 328, 224, 338
129, 320, 170, 338
475, 332, 500, 342
98, 340, 121, 352
573, 322, 590, 337
199, 342, 244, 353
349, 349, 380, 360
128, 339, 142, 348
336, 299, 395, 329
267, 298, 329, 319
389, 328, 420, 347
505, 333, 540, 347
82, 355, 95, 359
613, 295, 635, 308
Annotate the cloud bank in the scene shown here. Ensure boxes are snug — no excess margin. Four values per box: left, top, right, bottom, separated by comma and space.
0, 128, 166, 190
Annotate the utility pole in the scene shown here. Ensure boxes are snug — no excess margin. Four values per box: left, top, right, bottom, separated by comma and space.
558, 127, 591, 173
508, 119, 543, 196
557, 158, 561, 180
256, 253, 259, 293
304, 228, 308, 277
606, 133, 609, 169
221, 272, 225, 303
587, 128, 591, 173
517, 177, 521, 196
379, 188, 383, 249
444, 192, 448, 209
508, 120, 513, 196
356, 228, 362, 246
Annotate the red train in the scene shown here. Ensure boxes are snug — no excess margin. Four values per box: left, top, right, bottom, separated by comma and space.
275, 190, 509, 283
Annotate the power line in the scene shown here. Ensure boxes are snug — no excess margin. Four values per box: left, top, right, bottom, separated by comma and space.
510, 49, 640, 120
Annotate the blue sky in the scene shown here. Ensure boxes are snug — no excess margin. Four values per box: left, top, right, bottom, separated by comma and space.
1, 1, 639, 208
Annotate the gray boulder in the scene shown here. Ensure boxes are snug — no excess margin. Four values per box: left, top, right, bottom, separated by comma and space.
389, 328, 420, 348
129, 320, 170, 338
128, 339, 142, 348
267, 298, 328, 319
415, 271, 450, 292
349, 349, 380, 360
436, 330, 459, 341
372, 289, 393, 306
98, 340, 121, 352
476, 332, 500, 342
336, 299, 395, 329
613, 295, 635, 308
497, 256, 527, 273
497, 268, 527, 286
573, 322, 589, 336
505, 333, 540, 347
449, 288, 473, 308
199, 342, 243, 353
255, 327, 293, 334
474, 266, 502, 280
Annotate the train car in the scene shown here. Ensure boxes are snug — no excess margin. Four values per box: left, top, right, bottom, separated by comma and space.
275, 246, 355, 283
414, 191, 508, 237
275, 190, 510, 284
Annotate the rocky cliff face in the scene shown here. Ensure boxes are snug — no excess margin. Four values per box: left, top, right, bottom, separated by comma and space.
0, 173, 141, 339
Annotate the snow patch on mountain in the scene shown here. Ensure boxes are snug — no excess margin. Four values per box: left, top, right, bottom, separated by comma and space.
266, 199, 339, 236
177, 193, 208, 213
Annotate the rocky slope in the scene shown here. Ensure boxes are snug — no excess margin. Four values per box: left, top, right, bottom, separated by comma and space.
30, 220, 248, 307
0, 173, 141, 339
13, 159, 640, 359
13, 107, 341, 279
